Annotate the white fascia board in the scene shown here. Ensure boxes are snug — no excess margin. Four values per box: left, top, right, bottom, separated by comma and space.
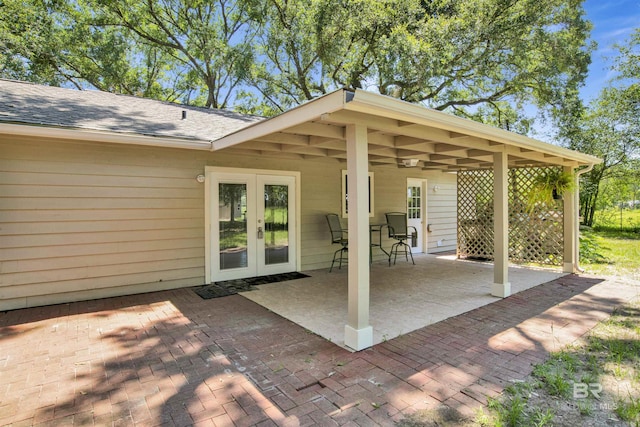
211, 89, 349, 151
0, 122, 213, 150
347, 90, 602, 166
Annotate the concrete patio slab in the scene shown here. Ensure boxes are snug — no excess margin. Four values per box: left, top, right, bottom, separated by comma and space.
240, 254, 566, 349
0, 273, 637, 426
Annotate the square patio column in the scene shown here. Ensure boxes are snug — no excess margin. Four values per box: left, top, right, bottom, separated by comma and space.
492, 150, 511, 298
563, 166, 577, 273
344, 123, 373, 351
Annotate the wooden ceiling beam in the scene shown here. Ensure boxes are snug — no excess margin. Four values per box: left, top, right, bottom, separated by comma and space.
367, 155, 397, 163
283, 122, 344, 139
456, 158, 483, 166
368, 132, 395, 147
255, 133, 309, 146
421, 162, 450, 170
280, 145, 328, 156
238, 141, 281, 152
368, 146, 397, 157
309, 137, 345, 149
396, 149, 431, 160
327, 150, 347, 159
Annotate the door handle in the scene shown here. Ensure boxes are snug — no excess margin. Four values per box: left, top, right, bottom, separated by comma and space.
257, 226, 264, 239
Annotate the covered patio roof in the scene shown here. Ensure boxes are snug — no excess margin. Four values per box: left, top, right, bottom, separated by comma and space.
212, 89, 601, 352
212, 89, 601, 170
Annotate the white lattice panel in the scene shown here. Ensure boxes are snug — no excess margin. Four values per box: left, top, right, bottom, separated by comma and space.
457, 168, 564, 266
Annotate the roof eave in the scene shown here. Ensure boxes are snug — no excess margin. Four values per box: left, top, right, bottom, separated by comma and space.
211, 89, 350, 151
347, 90, 602, 166
0, 122, 213, 151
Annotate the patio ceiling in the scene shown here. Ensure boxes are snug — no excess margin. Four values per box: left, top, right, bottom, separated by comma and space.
212, 89, 601, 170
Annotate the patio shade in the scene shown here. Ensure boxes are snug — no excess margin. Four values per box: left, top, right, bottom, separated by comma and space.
212, 89, 601, 171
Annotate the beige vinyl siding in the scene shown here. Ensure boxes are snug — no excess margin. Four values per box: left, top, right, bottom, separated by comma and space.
369, 168, 458, 257
0, 136, 208, 310
1, 134, 459, 310
425, 177, 458, 253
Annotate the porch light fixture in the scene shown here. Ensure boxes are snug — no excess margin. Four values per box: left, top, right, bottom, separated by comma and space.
196, 174, 205, 183
402, 158, 419, 167
433, 185, 440, 192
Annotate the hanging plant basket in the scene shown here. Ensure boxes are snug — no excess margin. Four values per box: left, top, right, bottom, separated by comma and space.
527, 169, 575, 211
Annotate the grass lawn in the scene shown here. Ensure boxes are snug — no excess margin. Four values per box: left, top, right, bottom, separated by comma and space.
593, 208, 640, 231
580, 209, 640, 281
580, 229, 640, 280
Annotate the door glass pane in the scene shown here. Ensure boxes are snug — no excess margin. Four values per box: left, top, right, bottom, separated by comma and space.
408, 186, 421, 219
219, 183, 247, 270
264, 184, 289, 265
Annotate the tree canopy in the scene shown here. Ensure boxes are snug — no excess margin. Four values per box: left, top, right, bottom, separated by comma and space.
2, 0, 593, 130
557, 29, 640, 225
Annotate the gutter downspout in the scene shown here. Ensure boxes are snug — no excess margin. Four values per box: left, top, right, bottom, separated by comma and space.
574, 163, 595, 273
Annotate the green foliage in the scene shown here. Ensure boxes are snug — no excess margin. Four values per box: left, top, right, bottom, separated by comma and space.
0, 0, 178, 97
576, 400, 593, 416
248, 0, 594, 126
552, 351, 579, 374
594, 208, 640, 232
615, 396, 640, 424
1, 0, 594, 127
0, 0, 261, 108
606, 339, 640, 362
557, 29, 640, 227
579, 230, 610, 264
580, 224, 640, 279
483, 383, 555, 427
531, 408, 555, 426
526, 169, 575, 211
532, 353, 575, 398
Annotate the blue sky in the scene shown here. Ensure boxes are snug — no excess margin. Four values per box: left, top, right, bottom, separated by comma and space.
581, 0, 640, 101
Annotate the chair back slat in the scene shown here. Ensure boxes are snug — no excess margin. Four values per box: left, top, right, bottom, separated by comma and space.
326, 213, 345, 243
384, 211, 415, 265
385, 212, 407, 238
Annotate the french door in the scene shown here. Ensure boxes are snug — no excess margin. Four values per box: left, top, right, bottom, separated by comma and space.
407, 178, 427, 253
208, 171, 297, 281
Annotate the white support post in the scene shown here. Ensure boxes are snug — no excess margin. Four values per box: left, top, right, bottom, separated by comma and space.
492, 151, 511, 298
563, 166, 577, 273
344, 123, 373, 351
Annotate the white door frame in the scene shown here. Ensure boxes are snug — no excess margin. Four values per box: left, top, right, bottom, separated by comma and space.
407, 178, 427, 253
204, 167, 301, 283
256, 174, 297, 276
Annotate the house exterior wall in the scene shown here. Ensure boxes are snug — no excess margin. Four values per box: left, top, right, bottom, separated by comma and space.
0, 136, 209, 310
0, 135, 457, 310
425, 179, 458, 253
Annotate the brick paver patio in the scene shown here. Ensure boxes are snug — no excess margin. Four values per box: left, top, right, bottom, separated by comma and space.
0, 274, 637, 426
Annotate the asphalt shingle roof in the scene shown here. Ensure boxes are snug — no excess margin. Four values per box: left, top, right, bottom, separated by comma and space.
0, 79, 262, 141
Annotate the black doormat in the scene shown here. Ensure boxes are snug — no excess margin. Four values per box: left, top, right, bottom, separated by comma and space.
194, 272, 310, 300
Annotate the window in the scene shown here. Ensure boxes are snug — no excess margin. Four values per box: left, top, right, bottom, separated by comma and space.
341, 170, 374, 218
408, 186, 421, 219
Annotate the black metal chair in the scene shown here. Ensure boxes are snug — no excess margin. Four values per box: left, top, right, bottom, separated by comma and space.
326, 213, 348, 272
385, 212, 416, 265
